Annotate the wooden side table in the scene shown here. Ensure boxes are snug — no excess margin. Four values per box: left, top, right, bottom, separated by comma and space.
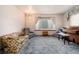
42, 31, 48, 36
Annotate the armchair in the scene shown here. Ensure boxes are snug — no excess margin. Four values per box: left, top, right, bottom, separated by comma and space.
22, 28, 36, 39
53, 27, 70, 44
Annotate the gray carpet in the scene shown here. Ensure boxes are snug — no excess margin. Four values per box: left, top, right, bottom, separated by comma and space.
19, 36, 79, 54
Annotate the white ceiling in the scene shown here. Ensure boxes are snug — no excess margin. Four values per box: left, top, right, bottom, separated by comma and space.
16, 5, 74, 14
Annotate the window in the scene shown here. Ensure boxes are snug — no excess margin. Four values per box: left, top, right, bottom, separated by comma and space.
36, 17, 56, 30
70, 13, 79, 26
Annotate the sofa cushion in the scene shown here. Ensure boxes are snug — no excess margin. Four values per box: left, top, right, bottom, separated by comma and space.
0, 32, 28, 53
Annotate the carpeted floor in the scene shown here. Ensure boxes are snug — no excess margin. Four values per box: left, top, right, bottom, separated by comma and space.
19, 36, 79, 54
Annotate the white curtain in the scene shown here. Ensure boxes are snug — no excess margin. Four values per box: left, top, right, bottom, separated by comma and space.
36, 17, 56, 30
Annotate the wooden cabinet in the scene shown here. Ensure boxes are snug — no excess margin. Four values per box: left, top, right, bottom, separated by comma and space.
42, 31, 48, 36
69, 34, 79, 44
65, 29, 79, 44
35, 30, 56, 35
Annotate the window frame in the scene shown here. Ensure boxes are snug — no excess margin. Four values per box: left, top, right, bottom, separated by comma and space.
35, 16, 56, 30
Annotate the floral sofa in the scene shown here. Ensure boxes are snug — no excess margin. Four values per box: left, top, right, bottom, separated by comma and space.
0, 32, 28, 54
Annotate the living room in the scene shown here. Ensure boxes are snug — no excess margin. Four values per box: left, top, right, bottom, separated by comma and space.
0, 5, 79, 54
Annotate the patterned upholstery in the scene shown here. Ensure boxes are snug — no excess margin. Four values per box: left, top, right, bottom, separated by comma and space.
22, 28, 36, 39
0, 32, 28, 54
53, 27, 67, 38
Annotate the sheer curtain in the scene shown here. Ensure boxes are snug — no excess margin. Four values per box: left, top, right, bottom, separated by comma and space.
36, 17, 56, 30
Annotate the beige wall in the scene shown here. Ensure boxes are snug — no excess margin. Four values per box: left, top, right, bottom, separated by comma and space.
25, 14, 64, 35
26, 14, 64, 30
70, 13, 79, 26
0, 6, 65, 36
63, 6, 79, 27
0, 6, 25, 36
